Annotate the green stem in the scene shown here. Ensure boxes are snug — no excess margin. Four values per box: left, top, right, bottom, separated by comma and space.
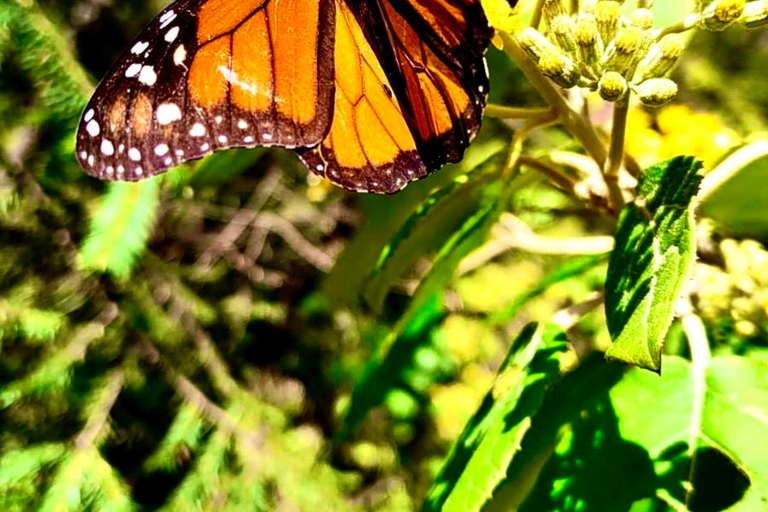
485, 104, 555, 120
654, 13, 700, 41
500, 32, 609, 168
531, 0, 547, 28
519, 155, 581, 197
604, 96, 630, 211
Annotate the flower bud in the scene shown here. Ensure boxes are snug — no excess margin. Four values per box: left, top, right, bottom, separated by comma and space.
539, 52, 581, 88
634, 78, 678, 106
603, 26, 644, 75
549, 15, 578, 53
517, 27, 557, 63
575, 13, 603, 72
594, 0, 622, 43
701, 0, 746, 30
598, 71, 628, 101
543, 0, 566, 25
634, 34, 685, 81
740, 0, 768, 28
630, 8, 655, 29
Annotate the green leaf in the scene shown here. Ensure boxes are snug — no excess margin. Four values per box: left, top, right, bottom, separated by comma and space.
341, 184, 506, 435
143, 404, 209, 472
609, 355, 768, 509
605, 156, 703, 371
340, 293, 445, 438
39, 449, 135, 512
80, 178, 161, 279
0, 443, 66, 488
0, 301, 64, 342
422, 323, 569, 512
0, 323, 104, 408
364, 143, 505, 310
699, 141, 768, 239
322, 137, 505, 309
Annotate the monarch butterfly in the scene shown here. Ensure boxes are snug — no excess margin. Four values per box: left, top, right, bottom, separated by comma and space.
75, 0, 499, 194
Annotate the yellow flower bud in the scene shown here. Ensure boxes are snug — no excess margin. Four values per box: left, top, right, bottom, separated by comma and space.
701, 0, 746, 30
543, 0, 566, 25
599, 71, 628, 101
575, 13, 603, 72
594, 0, 622, 43
630, 8, 655, 29
634, 34, 685, 81
539, 52, 581, 88
740, 0, 768, 28
549, 14, 578, 53
603, 26, 644, 75
517, 27, 557, 63
634, 78, 678, 106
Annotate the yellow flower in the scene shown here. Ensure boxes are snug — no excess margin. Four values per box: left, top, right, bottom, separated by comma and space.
625, 104, 740, 169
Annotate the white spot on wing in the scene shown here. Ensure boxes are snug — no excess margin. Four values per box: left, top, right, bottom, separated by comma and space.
84, 109, 95, 122
237, 119, 248, 129
128, 148, 142, 162
125, 63, 142, 78
156, 103, 182, 125
100, 139, 114, 156
131, 41, 149, 55
173, 45, 187, 66
154, 143, 169, 156
164, 26, 180, 43
86, 120, 100, 137
159, 10, 177, 28
189, 123, 206, 137
138, 66, 157, 86
217, 135, 228, 144
87, 155, 94, 166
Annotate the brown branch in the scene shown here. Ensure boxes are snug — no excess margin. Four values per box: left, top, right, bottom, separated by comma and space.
136, 337, 261, 445
74, 368, 125, 450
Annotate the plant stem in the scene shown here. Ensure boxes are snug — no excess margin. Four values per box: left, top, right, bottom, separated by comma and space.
604, 96, 630, 212
74, 369, 125, 450
678, 295, 711, 508
500, 32, 608, 168
519, 155, 582, 197
485, 104, 555, 120
531, 0, 547, 28
654, 14, 700, 41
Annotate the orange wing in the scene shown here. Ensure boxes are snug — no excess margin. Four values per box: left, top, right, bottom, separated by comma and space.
303, 0, 493, 193
76, 0, 335, 180
300, 0, 425, 193
365, 0, 493, 169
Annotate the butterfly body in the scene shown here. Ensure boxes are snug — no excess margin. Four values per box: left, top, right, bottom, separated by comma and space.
76, 0, 493, 193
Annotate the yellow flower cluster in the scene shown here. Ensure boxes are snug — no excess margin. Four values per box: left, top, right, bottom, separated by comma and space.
695, 238, 768, 338
625, 105, 740, 169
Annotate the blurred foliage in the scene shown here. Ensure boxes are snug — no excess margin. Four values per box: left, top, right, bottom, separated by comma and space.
1, 1, 767, 512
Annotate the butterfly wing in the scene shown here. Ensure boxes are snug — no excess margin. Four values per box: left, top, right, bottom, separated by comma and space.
76, 0, 335, 180
300, 0, 425, 193
302, 0, 493, 193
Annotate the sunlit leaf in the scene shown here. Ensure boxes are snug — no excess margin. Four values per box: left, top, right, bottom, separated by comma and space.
80, 179, 161, 279
423, 323, 568, 512
610, 354, 768, 509
605, 156, 703, 371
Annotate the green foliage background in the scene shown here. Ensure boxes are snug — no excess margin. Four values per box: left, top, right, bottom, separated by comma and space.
1, 1, 767, 511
